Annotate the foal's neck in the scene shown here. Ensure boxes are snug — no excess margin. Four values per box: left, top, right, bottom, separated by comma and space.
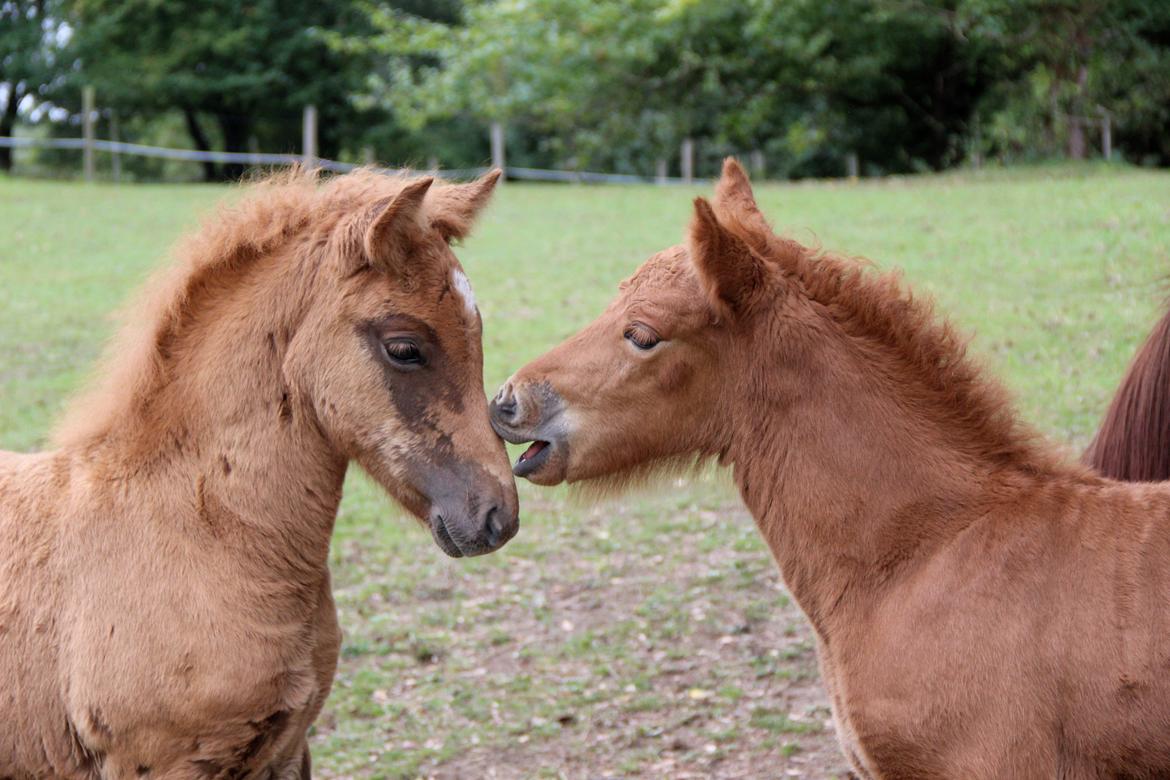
85, 252, 347, 579
724, 323, 1029, 635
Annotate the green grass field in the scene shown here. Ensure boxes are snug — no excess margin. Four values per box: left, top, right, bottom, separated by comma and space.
2, 166, 1169, 778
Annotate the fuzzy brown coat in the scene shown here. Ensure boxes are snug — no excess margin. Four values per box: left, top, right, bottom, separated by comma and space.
492, 159, 1170, 778
0, 169, 516, 779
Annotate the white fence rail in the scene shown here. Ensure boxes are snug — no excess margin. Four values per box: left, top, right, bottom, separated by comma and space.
0, 135, 701, 185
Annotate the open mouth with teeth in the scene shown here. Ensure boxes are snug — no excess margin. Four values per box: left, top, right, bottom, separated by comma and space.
491, 405, 567, 483
514, 439, 551, 478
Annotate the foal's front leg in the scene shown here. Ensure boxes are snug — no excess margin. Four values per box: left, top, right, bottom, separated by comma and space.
257, 741, 311, 780
283, 574, 341, 780
815, 638, 874, 779
298, 747, 311, 780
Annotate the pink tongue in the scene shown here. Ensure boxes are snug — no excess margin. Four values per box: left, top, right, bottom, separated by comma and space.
520, 441, 548, 461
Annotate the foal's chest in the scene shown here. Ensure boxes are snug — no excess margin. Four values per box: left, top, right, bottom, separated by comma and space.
64, 650, 320, 779
62, 600, 329, 779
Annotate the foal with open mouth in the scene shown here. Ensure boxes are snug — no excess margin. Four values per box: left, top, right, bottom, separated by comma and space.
490, 159, 1170, 778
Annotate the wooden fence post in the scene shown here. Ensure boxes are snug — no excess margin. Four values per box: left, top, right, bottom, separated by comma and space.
248, 135, 261, 167
680, 137, 695, 184
655, 157, 668, 184
490, 121, 506, 180
972, 116, 983, 170
1068, 113, 1087, 159
749, 149, 765, 179
846, 152, 859, 180
82, 86, 95, 182
302, 105, 318, 169
1100, 109, 1112, 161
109, 110, 121, 183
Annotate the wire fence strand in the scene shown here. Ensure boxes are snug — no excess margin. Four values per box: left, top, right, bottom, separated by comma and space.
0, 136, 701, 184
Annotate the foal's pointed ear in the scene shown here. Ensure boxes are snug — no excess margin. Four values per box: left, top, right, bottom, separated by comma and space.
714, 157, 771, 248
363, 176, 434, 272
427, 168, 503, 242
715, 157, 755, 206
690, 197, 766, 319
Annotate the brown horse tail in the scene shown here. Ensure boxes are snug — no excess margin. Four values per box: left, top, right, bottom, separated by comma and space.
1084, 300, 1170, 481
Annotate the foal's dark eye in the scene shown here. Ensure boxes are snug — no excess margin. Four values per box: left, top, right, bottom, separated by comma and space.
624, 324, 661, 351
382, 339, 425, 367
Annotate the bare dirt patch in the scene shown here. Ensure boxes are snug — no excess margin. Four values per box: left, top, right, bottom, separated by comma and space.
313, 484, 850, 779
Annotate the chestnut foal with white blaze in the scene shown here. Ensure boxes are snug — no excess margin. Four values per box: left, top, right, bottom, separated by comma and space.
0, 169, 517, 779
492, 160, 1170, 778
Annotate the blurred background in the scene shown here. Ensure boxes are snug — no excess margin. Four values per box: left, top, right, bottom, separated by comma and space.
2, 0, 1168, 182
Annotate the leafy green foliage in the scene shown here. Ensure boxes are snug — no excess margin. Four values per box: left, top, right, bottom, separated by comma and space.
342, 0, 1169, 176
64, 0, 384, 177
969, 0, 1170, 164
0, 0, 65, 169
5, 0, 1169, 177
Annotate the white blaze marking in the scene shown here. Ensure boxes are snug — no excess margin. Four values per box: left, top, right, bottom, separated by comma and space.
451, 269, 478, 317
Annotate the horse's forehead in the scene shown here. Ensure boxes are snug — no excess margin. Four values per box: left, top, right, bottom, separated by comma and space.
449, 267, 478, 318
619, 246, 699, 303
352, 255, 477, 346
415, 262, 481, 355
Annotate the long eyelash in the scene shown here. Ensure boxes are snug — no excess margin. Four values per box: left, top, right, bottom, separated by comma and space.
383, 341, 423, 364
625, 326, 660, 349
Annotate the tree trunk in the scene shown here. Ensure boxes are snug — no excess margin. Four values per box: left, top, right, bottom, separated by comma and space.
1068, 117, 1086, 160
217, 113, 251, 181
183, 108, 218, 182
0, 84, 23, 172
1067, 62, 1090, 160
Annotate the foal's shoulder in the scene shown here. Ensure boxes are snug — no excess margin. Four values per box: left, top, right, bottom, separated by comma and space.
0, 449, 40, 484
0, 448, 25, 468
0, 449, 74, 504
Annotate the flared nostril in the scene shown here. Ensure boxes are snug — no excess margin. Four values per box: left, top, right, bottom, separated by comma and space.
485, 506, 504, 547
492, 384, 519, 422
482, 502, 518, 549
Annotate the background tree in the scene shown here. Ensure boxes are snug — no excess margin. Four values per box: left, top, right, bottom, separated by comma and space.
1096, 2, 1170, 166
970, 0, 1170, 165
4, 0, 1169, 179
0, 0, 63, 171
66, 0, 384, 180
356, 0, 1017, 177
348, 0, 655, 170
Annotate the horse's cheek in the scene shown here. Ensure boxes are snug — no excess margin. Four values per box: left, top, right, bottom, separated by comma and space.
656, 359, 692, 395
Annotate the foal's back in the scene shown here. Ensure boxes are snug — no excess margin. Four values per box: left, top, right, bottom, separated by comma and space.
1056, 479, 1170, 770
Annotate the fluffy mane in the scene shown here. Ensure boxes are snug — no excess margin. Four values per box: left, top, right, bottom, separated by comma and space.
754, 227, 1080, 476
53, 167, 423, 449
